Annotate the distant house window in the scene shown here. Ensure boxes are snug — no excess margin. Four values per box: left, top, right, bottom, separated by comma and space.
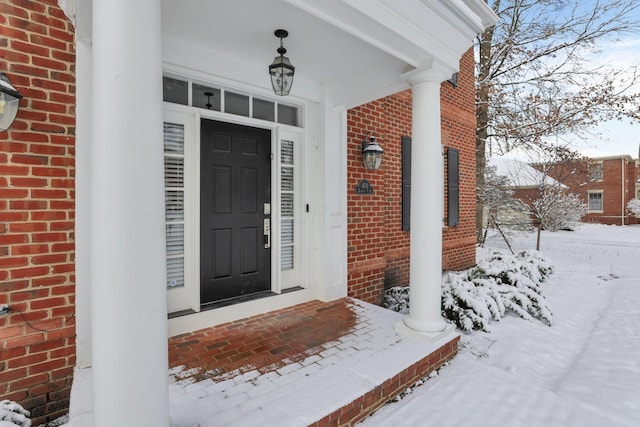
588, 191, 603, 212
589, 162, 603, 181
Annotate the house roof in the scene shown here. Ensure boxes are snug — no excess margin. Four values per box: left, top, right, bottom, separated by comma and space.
488, 157, 568, 190
589, 154, 635, 162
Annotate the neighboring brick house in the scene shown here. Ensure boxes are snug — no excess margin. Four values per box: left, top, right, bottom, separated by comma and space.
489, 155, 640, 228
635, 155, 640, 201
348, 49, 477, 305
0, 1, 496, 424
487, 157, 569, 228
546, 155, 639, 226
0, 1, 76, 425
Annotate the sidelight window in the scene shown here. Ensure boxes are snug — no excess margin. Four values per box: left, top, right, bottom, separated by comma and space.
163, 122, 186, 288
281, 140, 295, 271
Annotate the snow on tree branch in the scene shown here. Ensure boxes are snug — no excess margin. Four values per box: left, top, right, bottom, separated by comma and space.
475, 0, 640, 238
628, 198, 640, 217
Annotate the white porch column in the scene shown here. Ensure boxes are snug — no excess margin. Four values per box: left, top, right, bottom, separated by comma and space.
66, 0, 93, 369
91, 1, 169, 426
403, 64, 451, 334
74, 37, 92, 369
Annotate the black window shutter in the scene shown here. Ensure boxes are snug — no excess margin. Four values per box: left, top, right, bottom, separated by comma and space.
447, 147, 460, 226
402, 136, 411, 231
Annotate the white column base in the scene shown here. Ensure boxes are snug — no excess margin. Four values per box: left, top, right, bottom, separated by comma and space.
403, 315, 447, 334
395, 321, 457, 342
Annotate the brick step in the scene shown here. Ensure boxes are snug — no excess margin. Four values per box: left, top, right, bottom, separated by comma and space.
69, 299, 460, 426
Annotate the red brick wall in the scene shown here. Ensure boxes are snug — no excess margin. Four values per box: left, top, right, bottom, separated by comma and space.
0, 1, 76, 424
441, 50, 477, 270
347, 49, 477, 304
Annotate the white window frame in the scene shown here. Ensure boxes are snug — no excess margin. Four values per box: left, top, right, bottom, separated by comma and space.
275, 130, 305, 291
163, 102, 307, 314
589, 161, 604, 182
587, 190, 604, 213
164, 109, 198, 313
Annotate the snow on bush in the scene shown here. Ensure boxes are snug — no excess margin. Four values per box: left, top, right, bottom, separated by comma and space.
384, 250, 554, 332
383, 286, 410, 314
535, 192, 587, 232
0, 400, 31, 427
628, 198, 640, 217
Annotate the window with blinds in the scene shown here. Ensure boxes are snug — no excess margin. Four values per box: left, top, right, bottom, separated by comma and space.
164, 122, 185, 288
588, 191, 603, 212
281, 140, 295, 271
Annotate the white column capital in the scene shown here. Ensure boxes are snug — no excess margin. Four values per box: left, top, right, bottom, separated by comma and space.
402, 59, 456, 86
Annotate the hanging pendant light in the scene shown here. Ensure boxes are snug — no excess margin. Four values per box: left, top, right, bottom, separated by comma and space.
268, 29, 295, 96
0, 71, 23, 131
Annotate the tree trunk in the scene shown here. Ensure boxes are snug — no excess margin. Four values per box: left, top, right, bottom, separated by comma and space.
475, 21, 494, 242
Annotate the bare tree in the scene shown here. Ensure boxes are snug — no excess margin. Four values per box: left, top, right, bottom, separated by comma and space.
476, 0, 640, 239
479, 164, 532, 252
496, 150, 587, 250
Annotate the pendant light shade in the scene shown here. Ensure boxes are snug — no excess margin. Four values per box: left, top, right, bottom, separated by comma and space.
269, 29, 295, 96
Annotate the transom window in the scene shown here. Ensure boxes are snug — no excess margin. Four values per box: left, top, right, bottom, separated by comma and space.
588, 191, 603, 212
163, 75, 302, 127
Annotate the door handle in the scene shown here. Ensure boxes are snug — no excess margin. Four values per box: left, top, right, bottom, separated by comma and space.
263, 218, 271, 249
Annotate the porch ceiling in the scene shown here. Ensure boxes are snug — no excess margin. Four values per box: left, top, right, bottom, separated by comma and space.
161, 0, 496, 107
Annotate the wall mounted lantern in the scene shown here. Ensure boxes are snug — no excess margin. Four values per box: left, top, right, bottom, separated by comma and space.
362, 133, 383, 170
268, 29, 295, 96
0, 71, 23, 131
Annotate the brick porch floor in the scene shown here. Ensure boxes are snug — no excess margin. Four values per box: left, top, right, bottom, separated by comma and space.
165, 298, 460, 426
168, 300, 358, 383
67, 298, 459, 426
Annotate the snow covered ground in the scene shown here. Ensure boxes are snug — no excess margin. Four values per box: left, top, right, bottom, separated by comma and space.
362, 223, 640, 427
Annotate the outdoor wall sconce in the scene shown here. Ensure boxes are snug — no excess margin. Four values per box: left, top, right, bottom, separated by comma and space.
362, 133, 383, 170
0, 71, 23, 131
268, 29, 295, 96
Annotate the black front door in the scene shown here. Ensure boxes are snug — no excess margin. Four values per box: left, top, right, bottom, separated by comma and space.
200, 119, 271, 305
